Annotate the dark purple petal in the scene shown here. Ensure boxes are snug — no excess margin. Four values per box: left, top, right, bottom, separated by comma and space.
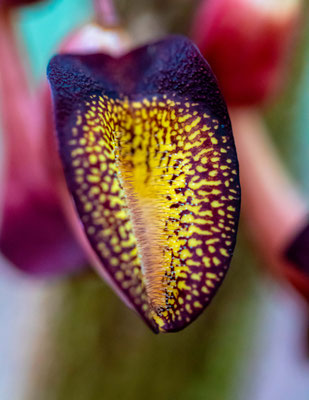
285, 221, 309, 277
47, 36, 240, 332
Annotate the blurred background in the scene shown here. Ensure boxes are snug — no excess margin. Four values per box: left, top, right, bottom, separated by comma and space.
1, 0, 309, 399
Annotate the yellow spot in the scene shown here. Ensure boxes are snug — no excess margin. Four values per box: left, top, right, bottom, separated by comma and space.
211, 200, 224, 208
202, 257, 211, 268
191, 273, 202, 281
178, 281, 191, 291
213, 257, 221, 266
220, 248, 229, 257
84, 202, 93, 212
208, 246, 216, 253
87, 175, 100, 183
89, 154, 97, 164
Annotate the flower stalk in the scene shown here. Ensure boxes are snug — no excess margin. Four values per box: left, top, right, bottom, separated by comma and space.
94, 0, 119, 27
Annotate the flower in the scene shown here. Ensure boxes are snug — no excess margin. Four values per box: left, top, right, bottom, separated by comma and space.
47, 36, 241, 332
190, 0, 302, 105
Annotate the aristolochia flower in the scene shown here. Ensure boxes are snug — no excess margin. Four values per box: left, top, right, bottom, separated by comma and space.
48, 36, 241, 332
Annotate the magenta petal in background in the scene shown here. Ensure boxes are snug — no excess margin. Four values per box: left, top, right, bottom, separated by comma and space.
0, 189, 86, 276
0, 10, 86, 277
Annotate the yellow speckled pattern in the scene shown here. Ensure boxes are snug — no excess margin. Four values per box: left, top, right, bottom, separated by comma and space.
66, 93, 239, 332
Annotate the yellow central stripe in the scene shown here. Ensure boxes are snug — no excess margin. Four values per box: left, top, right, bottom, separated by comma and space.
68, 94, 238, 330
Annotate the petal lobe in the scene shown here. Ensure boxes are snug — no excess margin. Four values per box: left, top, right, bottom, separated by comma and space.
48, 36, 240, 332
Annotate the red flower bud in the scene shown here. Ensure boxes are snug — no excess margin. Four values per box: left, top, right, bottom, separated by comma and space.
191, 0, 303, 105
